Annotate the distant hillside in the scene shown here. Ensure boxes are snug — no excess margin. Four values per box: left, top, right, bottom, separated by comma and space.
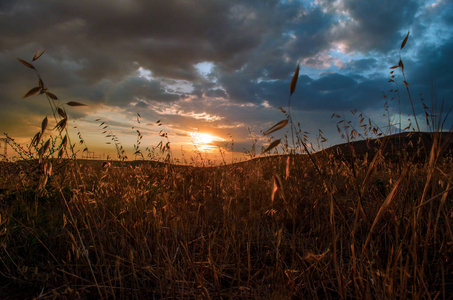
322, 131, 453, 162
226, 131, 453, 170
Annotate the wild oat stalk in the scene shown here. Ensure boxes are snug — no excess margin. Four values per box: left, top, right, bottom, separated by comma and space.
17, 50, 87, 160
73, 121, 90, 158
155, 120, 172, 163
389, 31, 420, 132
96, 118, 127, 160
263, 63, 348, 224
132, 113, 144, 160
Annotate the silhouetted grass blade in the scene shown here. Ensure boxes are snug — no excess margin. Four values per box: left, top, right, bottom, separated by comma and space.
263, 119, 288, 136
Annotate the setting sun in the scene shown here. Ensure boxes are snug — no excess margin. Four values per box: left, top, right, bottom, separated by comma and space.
191, 132, 215, 144
190, 132, 224, 151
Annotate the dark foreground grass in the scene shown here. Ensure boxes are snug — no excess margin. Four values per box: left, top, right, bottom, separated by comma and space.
0, 133, 452, 299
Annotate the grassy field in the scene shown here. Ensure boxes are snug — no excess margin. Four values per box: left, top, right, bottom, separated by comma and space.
0, 132, 452, 299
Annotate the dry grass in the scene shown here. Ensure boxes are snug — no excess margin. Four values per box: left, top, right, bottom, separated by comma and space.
0, 136, 452, 299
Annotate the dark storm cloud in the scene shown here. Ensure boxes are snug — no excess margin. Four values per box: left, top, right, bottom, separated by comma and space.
205, 89, 227, 98
108, 76, 181, 106
343, 58, 378, 72
311, 73, 357, 91
216, 71, 260, 104
286, 6, 337, 58
322, 0, 421, 53
0, 0, 16, 14
0, 0, 291, 82
414, 0, 453, 35
411, 39, 453, 89
135, 100, 149, 109
403, 39, 453, 130
253, 72, 385, 112
1, 1, 302, 109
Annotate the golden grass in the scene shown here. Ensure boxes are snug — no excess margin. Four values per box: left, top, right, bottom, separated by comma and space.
0, 139, 452, 298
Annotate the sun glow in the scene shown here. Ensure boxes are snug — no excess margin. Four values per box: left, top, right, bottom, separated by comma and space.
190, 132, 224, 151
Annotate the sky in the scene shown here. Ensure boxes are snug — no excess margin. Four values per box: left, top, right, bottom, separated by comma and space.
1, 0, 452, 163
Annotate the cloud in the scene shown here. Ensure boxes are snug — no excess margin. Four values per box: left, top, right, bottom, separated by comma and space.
205, 89, 228, 98
323, 0, 421, 53
343, 58, 378, 72
311, 73, 357, 91
108, 75, 181, 106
